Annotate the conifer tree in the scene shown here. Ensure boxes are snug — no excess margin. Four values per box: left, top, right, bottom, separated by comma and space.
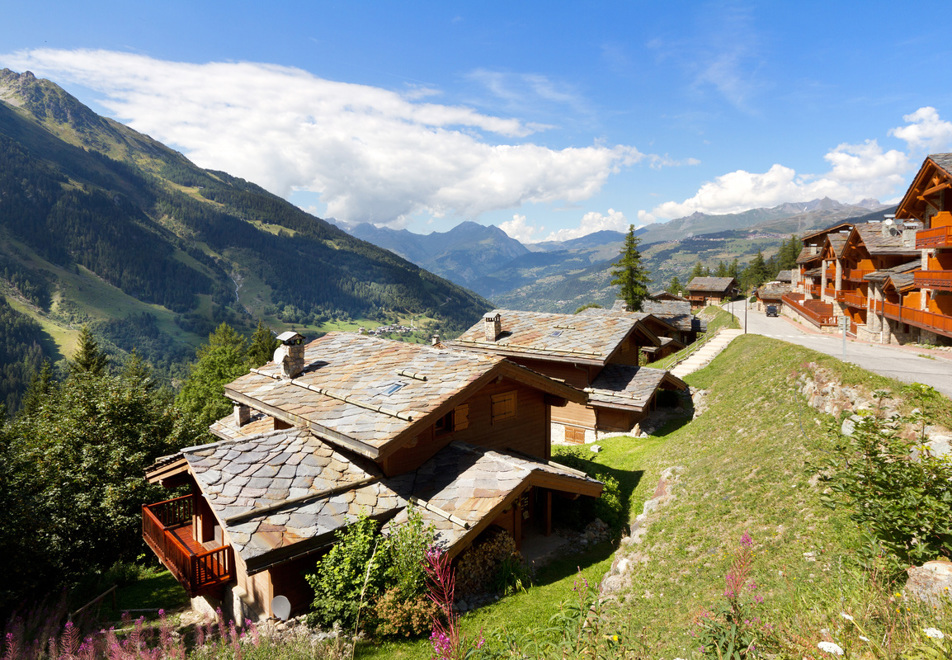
247, 320, 279, 368
69, 326, 109, 377
175, 323, 249, 427
690, 261, 706, 281
667, 276, 683, 296
610, 225, 652, 312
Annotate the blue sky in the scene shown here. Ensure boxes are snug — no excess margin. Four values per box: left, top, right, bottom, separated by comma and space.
3, 1, 952, 242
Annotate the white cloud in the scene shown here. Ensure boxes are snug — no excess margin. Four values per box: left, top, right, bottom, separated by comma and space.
0, 48, 648, 225
541, 208, 629, 243
498, 214, 542, 243
646, 110, 945, 220
889, 106, 952, 152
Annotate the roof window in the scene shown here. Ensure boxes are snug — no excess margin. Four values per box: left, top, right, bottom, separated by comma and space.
380, 382, 407, 396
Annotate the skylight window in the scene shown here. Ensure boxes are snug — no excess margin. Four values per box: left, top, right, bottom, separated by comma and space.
550, 330, 563, 337
380, 382, 406, 396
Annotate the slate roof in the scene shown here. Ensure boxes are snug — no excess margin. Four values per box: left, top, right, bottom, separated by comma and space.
579, 302, 704, 335
449, 309, 659, 365
864, 260, 921, 283
800, 221, 855, 243
178, 430, 601, 570
776, 270, 794, 283
223, 332, 582, 460
586, 365, 686, 411
931, 153, 952, 178
383, 443, 602, 556
756, 285, 790, 301
796, 246, 822, 264
686, 277, 736, 294
827, 233, 847, 257
851, 223, 919, 256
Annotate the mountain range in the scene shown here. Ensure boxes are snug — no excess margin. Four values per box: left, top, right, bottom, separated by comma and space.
0, 69, 491, 374
335, 198, 891, 312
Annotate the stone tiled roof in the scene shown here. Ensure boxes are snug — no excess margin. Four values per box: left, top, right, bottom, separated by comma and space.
223, 332, 581, 460
852, 223, 919, 256
449, 309, 658, 365
210, 410, 274, 441
686, 277, 736, 293
864, 260, 921, 282
756, 284, 791, 300
931, 153, 952, 177
796, 246, 822, 264
181, 430, 601, 570
586, 365, 686, 410
800, 222, 854, 242
827, 233, 847, 256
803, 266, 823, 278
383, 442, 602, 556
580, 302, 705, 335
776, 270, 794, 283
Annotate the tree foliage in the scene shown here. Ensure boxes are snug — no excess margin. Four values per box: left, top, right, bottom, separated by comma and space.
175, 323, 251, 428
0, 350, 206, 612
610, 225, 651, 312
69, 325, 109, 377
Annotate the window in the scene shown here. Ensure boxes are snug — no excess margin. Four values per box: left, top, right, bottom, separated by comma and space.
491, 391, 517, 423
435, 404, 469, 435
380, 381, 406, 396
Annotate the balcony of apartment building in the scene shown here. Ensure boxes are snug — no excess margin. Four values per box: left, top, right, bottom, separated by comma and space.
781, 292, 837, 328
842, 268, 874, 283
835, 288, 867, 309
916, 225, 952, 249
879, 301, 952, 339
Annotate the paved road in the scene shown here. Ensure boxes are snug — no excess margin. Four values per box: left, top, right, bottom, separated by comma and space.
724, 302, 952, 399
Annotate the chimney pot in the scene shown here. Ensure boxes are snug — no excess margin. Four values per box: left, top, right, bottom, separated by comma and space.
273, 331, 306, 378
484, 313, 502, 341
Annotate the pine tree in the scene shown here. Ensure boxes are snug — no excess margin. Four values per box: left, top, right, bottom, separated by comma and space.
247, 320, 279, 368
175, 323, 249, 427
69, 326, 109, 377
667, 276, 683, 296
610, 225, 652, 312
715, 261, 729, 277
690, 261, 706, 280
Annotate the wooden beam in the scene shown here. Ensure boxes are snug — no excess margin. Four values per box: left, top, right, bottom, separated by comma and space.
922, 181, 952, 197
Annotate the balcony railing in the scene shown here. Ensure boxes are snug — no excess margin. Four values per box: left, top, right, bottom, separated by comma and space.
837, 291, 867, 308
843, 268, 874, 282
916, 225, 952, 249
881, 302, 952, 338
143, 495, 234, 597
782, 293, 838, 327
914, 270, 952, 291
824, 287, 836, 299
808, 284, 821, 297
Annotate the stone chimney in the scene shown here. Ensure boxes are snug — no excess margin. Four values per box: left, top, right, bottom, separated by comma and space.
881, 215, 898, 238
273, 331, 306, 379
483, 313, 501, 341
234, 403, 252, 427
431, 334, 441, 346
902, 220, 921, 248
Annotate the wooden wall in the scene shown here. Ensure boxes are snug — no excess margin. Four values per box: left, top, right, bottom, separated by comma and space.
384, 376, 552, 475
551, 400, 597, 428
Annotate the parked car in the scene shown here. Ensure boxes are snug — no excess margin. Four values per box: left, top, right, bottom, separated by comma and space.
766, 304, 779, 317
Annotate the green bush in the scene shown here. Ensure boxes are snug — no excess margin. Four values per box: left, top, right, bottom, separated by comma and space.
821, 409, 952, 574
305, 506, 436, 636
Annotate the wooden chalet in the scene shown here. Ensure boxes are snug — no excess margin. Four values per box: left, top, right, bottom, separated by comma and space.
143, 332, 602, 620
448, 310, 687, 444
783, 154, 952, 344
685, 277, 737, 310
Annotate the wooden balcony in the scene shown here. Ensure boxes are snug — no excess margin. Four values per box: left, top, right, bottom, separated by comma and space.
824, 286, 836, 299
782, 293, 837, 327
914, 270, 952, 291
881, 302, 952, 339
836, 290, 867, 309
143, 495, 234, 597
916, 225, 952, 249
843, 268, 874, 282
808, 284, 821, 297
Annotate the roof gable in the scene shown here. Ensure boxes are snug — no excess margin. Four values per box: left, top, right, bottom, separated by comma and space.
896, 154, 952, 221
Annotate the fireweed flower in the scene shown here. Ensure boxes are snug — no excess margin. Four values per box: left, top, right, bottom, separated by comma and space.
818, 641, 844, 655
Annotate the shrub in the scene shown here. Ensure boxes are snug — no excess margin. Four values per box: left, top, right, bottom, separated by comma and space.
821, 410, 952, 574
374, 587, 440, 638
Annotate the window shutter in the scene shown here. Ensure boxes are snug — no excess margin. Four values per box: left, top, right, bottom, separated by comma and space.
454, 404, 469, 431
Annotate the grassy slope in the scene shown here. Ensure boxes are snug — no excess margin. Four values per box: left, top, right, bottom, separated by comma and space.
606, 334, 952, 657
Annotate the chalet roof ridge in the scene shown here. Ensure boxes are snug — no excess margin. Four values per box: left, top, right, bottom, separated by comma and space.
248, 367, 416, 421
224, 475, 380, 525
451, 336, 604, 358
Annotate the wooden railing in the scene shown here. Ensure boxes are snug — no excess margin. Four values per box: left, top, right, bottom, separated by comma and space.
843, 268, 873, 282
837, 291, 867, 308
142, 496, 234, 596
881, 302, 952, 338
915, 270, 952, 291
916, 225, 952, 249
824, 287, 836, 299
782, 293, 837, 327
808, 284, 821, 297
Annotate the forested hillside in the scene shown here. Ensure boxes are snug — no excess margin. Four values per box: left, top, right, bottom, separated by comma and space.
0, 69, 490, 409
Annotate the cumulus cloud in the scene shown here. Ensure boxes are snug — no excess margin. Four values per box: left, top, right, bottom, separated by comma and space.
498, 214, 543, 243
646, 107, 952, 220
889, 107, 952, 152
0, 48, 649, 225
541, 208, 629, 243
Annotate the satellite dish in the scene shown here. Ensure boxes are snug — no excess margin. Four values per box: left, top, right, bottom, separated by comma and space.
271, 595, 291, 621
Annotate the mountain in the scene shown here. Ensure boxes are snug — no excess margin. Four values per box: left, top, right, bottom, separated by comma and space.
345, 221, 530, 296
0, 69, 491, 373
336, 199, 890, 313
